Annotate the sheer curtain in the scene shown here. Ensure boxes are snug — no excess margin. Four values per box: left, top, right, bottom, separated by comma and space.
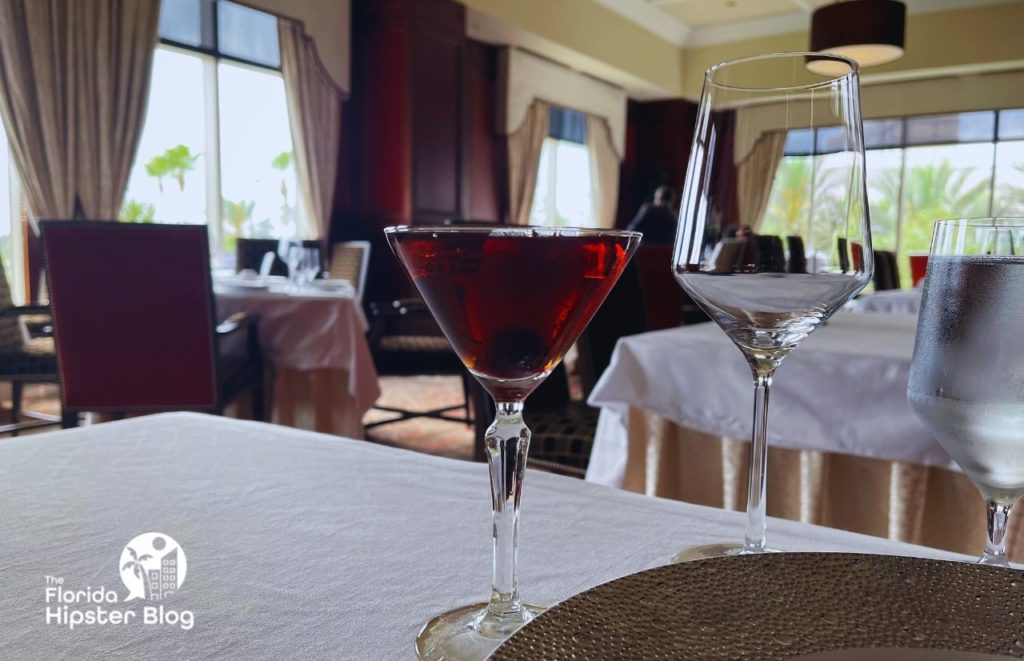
586, 115, 620, 229
507, 100, 550, 225
736, 132, 787, 231
0, 0, 159, 221
278, 18, 344, 245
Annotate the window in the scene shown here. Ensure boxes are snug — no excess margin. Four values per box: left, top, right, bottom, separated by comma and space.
121, 0, 304, 265
529, 107, 597, 228
761, 109, 1024, 287
0, 125, 25, 302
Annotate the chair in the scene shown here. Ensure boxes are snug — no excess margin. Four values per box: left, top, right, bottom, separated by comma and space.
42, 221, 266, 425
873, 250, 901, 290
329, 241, 371, 302
633, 244, 697, 331
786, 235, 807, 274
364, 297, 473, 432
0, 260, 63, 434
837, 237, 850, 272
909, 254, 928, 288
236, 238, 322, 277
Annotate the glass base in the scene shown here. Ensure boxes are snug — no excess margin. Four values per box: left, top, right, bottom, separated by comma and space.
415, 602, 544, 660
671, 543, 781, 563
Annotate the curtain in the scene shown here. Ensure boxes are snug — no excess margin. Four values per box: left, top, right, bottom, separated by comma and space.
507, 100, 549, 225
735, 132, 786, 231
0, 0, 159, 222
586, 115, 620, 229
278, 18, 343, 245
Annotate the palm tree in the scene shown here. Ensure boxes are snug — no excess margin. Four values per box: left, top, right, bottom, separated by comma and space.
118, 199, 156, 223
121, 545, 153, 599
994, 163, 1024, 214
145, 144, 201, 193
899, 160, 991, 256
222, 198, 255, 254
763, 156, 814, 238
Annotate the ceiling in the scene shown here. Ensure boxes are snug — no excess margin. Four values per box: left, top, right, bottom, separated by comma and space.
595, 0, 1020, 47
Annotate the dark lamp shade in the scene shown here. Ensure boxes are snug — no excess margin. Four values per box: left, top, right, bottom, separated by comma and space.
807, 0, 906, 75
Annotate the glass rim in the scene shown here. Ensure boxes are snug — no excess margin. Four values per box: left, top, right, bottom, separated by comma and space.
705, 51, 859, 93
932, 217, 1024, 229
383, 225, 643, 239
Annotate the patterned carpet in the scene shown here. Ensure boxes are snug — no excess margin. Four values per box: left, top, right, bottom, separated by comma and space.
362, 376, 475, 459
13, 378, 477, 460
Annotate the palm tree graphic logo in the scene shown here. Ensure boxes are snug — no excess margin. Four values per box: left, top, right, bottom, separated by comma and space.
119, 533, 188, 601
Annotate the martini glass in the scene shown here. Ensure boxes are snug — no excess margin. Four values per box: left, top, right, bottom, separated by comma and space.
386, 226, 640, 660
671, 52, 872, 560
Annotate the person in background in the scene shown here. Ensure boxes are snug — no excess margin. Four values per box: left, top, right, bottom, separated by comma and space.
627, 185, 678, 244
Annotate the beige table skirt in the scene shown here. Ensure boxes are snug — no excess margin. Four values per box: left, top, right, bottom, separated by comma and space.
623, 407, 1024, 563
228, 368, 365, 439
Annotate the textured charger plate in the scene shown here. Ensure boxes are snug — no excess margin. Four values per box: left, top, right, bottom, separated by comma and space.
491, 553, 1024, 660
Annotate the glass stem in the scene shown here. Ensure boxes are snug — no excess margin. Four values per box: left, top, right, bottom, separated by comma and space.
980, 500, 1012, 567
744, 369, 775, 553
485, 400, 530, 619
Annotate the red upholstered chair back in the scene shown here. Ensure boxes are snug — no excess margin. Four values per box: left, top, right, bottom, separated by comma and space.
635, 244, 686, 331
42, 221, 220, 412
909, 254, 928, 288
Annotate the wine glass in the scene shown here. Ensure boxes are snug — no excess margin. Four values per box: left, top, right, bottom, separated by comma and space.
908, 218, 1024, 566
671, 52, 872, 560
385, 226, 640, 660
296, 247, 320, 288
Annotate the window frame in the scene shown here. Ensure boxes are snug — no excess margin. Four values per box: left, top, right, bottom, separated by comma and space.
158, 0, 281, 73
148, 0, 291, 262
778, 108, 1024, 273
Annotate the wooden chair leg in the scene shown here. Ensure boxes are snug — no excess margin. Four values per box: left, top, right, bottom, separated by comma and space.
251, 379, 267, 422
461, 373, 472, 427
10, 381, 22, 435
60, 409, 78, 429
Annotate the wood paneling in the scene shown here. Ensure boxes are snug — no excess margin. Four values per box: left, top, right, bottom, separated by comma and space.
616, 99, 698, 228
412, 30, 461, 223
336, 0, 507, 301
462, 41, 504, 222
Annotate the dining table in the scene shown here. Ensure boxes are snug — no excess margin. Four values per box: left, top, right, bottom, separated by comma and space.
845, 288, 922, 314
214, 276, 380, 438
586, 311, 1024, 562
0, 413, 976, 659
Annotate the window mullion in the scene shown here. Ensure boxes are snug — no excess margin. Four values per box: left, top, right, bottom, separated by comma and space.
203, 56, 223, 262
547, 141, 558, 226
894, 145, 907, 260
7, 145, 24, 304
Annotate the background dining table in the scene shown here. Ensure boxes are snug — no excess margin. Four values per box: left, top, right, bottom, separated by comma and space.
586, 311, 1024, 562
214, 279, 380, 438
845, 288, 923, 315
0, 413, 972, 659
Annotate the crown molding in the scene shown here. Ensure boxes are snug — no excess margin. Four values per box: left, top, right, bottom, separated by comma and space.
597, 0, 1023, 50
592, 0, 691, 46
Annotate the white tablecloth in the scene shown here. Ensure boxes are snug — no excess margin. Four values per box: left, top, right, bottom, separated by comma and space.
216, 287, 380, 436
845, 289, 922, 315
0, 413, 965, 659
587, 312, 946, 489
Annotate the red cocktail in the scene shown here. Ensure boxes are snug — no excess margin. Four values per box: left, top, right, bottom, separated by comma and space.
385, 226, 640, 660
390, 231, 634, 400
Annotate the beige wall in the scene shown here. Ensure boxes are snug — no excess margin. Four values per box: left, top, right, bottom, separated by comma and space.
458, 0, 684, 97
243, 0, 351, 91
681, 2, 1024, 100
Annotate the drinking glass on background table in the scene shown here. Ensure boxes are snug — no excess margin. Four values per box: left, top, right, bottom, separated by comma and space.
294, 247, 320, 288
671, 52, 872, 560
278, 239, 302, 288
386, 226, 640, 660
908, 219, 1024, 567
